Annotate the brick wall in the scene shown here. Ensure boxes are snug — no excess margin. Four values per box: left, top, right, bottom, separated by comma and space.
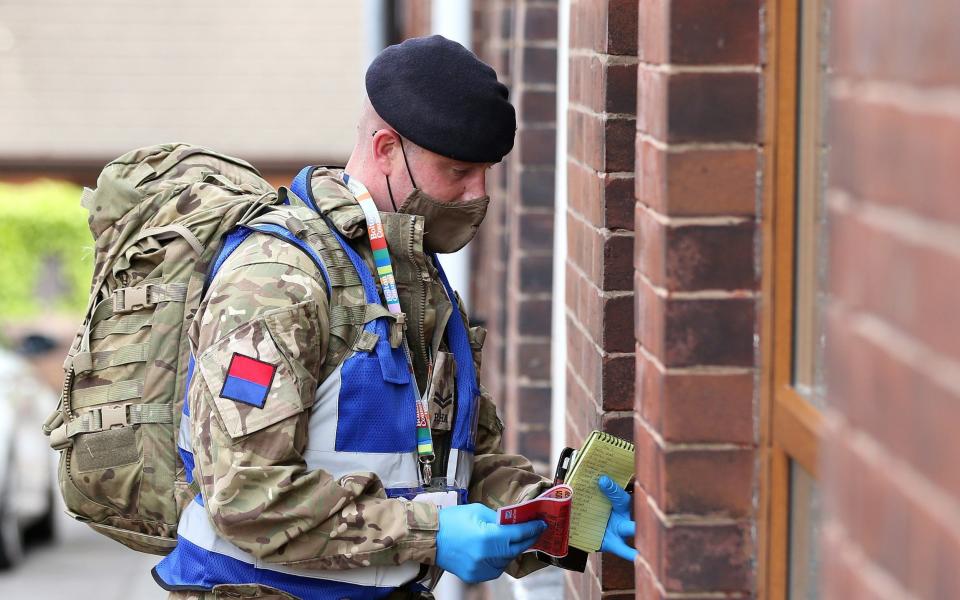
565, 0, 638, 597
822, 1, 960, 598
633, 1, 762, 598
471, 0, 558, 473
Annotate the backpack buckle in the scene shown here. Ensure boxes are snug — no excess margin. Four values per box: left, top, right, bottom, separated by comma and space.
98, 404, 131, 430
114, 285, 152, 314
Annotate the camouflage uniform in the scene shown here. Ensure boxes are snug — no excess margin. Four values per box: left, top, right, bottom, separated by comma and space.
163, 170, 551, 599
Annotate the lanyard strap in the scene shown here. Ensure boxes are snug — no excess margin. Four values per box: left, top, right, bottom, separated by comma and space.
341, 172, 435, 481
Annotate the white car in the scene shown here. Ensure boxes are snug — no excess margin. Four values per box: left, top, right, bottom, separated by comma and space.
0, 345, 57, 569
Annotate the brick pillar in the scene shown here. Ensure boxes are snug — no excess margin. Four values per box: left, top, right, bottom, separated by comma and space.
633, 1, 761, 598
471, 0, 515, 411
502, 0, 558, 469
471, 0, 558, 473
565, 0, 638, 597
822, 1, 960, 598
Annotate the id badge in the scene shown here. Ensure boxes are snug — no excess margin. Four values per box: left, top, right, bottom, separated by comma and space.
411, 490, 459, 509
391, 477, 463, 509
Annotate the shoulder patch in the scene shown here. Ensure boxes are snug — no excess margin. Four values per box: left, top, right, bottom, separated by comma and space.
220, 353, 278, 408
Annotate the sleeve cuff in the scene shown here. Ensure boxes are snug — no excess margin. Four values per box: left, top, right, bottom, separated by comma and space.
398, 499, 440, 565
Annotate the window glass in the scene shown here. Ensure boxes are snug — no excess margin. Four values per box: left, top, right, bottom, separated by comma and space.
787, 462, 823, 599
792, 0, 831, 407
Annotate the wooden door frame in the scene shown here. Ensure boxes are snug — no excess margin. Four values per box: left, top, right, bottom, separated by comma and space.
758, 0, 827, 598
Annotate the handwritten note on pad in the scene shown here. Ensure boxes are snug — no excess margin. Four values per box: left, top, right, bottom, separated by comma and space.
566, 430, 635, 551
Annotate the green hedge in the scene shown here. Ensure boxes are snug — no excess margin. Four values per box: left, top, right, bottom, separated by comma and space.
0, 180, 93, 317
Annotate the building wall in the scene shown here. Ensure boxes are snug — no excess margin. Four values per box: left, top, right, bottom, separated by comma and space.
564, 0, 638, 597
471, 0, 558, 474
0, 0, 365, 168
821, 1, 960, 597
633, 1, 762, 598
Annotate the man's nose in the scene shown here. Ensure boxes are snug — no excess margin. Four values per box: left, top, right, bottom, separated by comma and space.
463, 170, 487, 200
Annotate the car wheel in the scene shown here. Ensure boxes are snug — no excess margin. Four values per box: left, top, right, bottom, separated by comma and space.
22, 484, 56, 547
0, 461, 24, 570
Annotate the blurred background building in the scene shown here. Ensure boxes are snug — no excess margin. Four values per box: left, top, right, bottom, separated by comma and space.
2, 1, 959, 599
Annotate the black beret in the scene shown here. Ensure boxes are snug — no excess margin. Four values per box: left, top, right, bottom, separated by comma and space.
366, 35, 516, 163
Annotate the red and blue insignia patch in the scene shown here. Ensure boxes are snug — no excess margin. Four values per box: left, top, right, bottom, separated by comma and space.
220, 353, 278, 408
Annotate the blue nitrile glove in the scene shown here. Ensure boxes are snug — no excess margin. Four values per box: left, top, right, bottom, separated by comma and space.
598, 474, 638, 561
436, 503, 547, 583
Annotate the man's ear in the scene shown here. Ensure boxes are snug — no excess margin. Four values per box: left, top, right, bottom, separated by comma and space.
371, 129, 401, 176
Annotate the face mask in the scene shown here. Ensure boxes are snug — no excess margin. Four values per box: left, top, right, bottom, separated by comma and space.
397, 190, 489, 254
387, 139, 490, 254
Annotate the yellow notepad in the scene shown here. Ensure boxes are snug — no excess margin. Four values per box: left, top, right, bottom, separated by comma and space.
566, 430, 635, 551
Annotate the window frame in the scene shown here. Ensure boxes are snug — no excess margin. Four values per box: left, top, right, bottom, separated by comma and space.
759, 0, 828, 598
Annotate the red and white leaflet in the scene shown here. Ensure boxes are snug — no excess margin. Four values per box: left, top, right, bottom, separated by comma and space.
497, 484, 573, 558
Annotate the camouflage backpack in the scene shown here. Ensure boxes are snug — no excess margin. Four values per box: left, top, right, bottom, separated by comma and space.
41, 143, 296, 554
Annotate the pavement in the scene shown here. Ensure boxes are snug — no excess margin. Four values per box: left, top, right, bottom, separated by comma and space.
0, 501, 165, 599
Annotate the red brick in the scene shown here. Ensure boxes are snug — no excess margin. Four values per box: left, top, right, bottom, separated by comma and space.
523, 4, 558, 41
566, 364, 603, 433
669, 0, 760, 65
823, 427, 960, 599
636, 139, 759, 216
825, 308, 960, 503
568, 161, 635, 230
517, 167, 556, 208
516, 427, 551, 462
518, 89, 557, 124
517, 298, 552, 336
829, 95, 960, 225
636, 66, 668, 139
514, 340, 551, 380
636, 348, 754, 444
635, 489, 753, 593
517, 384, 552, 423
638, 0, 669, 65
599, 552, 635, 590
567, 214, 635, 291
602, 411, 634, 443
518, 127, 557, 166
829, 202, 960, 363
634, 419, 754, 518
517, 254, 553, 293
516, 211, 554, 250
521, 46, 557, 85
570, 54, 637, 115
832, 0, 960, 86
637, 204, 757, 291
667, 72, 760, 143
637, 278, 756, 367
570, 0, 638, 56
569, 108, 637, 173
638, 68, 759, 143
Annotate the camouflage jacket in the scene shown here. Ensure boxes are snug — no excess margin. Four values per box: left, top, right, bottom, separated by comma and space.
185, 169, 551, 575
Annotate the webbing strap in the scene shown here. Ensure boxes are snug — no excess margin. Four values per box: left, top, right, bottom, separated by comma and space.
71, 379, 144, 409
113, 282, 188, 314
329, 303, 394, 329
72, 343, 149, 374
140, 225, 204, 256
324, 266, 363, 287
66, 403, 173, 437
90, 313, 152, 340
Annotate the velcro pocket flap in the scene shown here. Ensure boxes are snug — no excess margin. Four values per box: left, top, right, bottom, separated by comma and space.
198, 314, 306, 439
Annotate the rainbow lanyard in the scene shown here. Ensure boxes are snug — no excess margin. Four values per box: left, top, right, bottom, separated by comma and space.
341, 172, 435, 481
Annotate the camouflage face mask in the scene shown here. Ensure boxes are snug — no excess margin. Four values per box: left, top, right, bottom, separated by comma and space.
396, 189, 489, 254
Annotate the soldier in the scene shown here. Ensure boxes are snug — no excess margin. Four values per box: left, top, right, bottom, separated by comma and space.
152, 35, 636, 600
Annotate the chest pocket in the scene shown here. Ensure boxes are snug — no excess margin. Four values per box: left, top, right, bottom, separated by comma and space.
335, 315, 419, 453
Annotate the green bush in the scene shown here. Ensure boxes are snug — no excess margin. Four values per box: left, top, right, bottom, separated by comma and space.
0, 180, 93, 317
